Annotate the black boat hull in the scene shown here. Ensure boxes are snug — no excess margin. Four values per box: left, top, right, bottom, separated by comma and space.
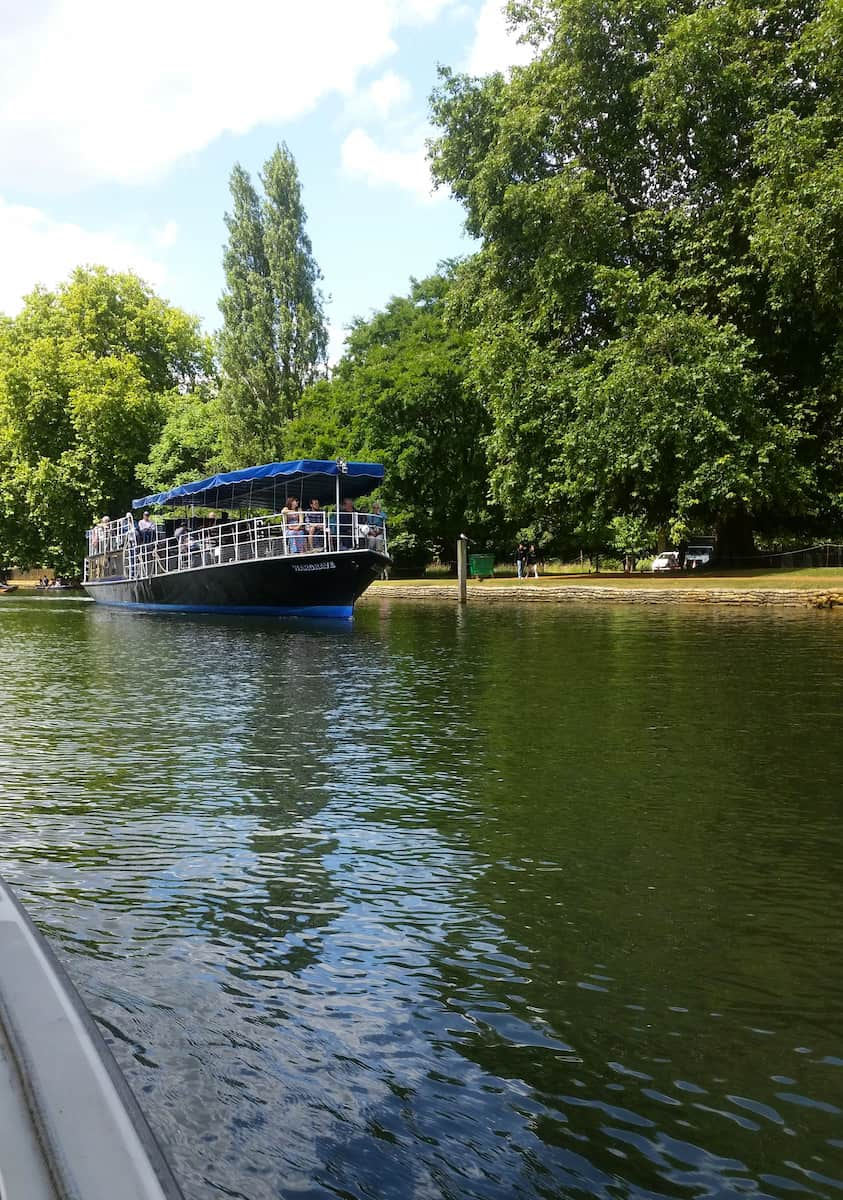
83, 549, 387, 618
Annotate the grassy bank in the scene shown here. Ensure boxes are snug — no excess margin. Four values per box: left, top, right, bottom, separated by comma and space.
379, 567, 843, 590
359, 567, 843, 609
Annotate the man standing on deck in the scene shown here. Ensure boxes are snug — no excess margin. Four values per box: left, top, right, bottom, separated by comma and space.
138, 510, 156, 544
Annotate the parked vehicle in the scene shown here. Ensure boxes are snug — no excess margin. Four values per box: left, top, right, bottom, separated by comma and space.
685, 544, 714, 570
652, 551, 682, 572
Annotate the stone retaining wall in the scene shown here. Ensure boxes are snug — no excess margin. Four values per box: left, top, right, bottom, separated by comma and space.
360, 583, 843, 608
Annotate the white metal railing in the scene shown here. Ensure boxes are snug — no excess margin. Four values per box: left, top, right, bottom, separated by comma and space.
86, 513, 137, 558
84, 511, 388, 582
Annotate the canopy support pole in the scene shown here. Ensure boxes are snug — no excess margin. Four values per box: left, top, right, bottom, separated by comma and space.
335, 471, 341, 551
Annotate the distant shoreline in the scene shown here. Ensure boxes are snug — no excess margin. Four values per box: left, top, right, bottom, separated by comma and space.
361, 575, 843, 609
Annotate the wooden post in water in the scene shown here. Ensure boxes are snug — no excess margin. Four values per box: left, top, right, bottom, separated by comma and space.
457, 534, 468, 604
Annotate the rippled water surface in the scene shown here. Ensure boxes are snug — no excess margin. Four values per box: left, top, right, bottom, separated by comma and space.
1, 594, 842, 1200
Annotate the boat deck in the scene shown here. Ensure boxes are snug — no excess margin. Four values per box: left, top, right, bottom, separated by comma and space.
0, 880, 183, 1200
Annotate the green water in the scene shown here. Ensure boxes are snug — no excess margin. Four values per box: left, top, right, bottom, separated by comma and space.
0, 593, 841, 1200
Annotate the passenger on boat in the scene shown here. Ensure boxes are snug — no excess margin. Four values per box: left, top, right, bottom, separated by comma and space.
185, 525, 204, 565
337, 497, 357, 550
166, 523, 184, 570
200, 513, 220, 562
173, 523, 193, 564
367, 502, 386, 553
121, 511, 137, 549
305, 498, 325, 552
281, 497, 305, 554
92, 516, 111, 554
137, 510, 156, 544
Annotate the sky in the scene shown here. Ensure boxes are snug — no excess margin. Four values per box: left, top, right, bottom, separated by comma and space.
0, 0, 533, 360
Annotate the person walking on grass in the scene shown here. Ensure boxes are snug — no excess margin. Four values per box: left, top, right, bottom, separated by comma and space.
526, 543, 541, 578
516, 541, 528, 579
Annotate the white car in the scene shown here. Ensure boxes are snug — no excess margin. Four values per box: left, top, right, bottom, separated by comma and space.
652, 551, 681, 572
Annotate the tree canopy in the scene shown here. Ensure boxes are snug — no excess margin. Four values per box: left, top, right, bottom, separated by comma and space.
429, 0, 843, 553
0, 267, 212, 572
285, 272, 495, 563
6, 6, 843, 577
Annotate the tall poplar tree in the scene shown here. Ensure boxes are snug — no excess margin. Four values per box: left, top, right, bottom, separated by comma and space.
219, 145, 327, 467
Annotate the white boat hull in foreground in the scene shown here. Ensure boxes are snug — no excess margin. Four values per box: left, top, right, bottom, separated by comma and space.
0, 877, 184, 1200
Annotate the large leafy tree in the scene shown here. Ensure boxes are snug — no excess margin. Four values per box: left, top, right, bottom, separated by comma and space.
136, 385, 226, 495
219, 144, 327, 466
430, 0, 843, 553
0, 267, 213, 572
284, 273, 496, 563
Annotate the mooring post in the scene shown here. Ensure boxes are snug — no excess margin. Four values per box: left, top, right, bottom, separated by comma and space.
457, 534, 468, 604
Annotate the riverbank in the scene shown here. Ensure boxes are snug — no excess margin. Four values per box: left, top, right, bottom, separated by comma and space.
361, 568, 843, 608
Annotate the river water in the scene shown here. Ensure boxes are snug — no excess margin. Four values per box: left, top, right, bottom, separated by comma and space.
0, 594, 841, 1200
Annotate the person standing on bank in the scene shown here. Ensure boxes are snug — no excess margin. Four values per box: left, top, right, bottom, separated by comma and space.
515, 541, 528, 579
526, 543, 541, 578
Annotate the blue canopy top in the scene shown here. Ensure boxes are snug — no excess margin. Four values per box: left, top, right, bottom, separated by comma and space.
133, 460, 385, 512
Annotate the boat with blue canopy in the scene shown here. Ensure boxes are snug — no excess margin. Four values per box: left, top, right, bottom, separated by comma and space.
82, 459, 390, 619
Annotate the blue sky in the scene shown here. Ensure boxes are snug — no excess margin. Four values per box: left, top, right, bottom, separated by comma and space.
0, 0, 531, 360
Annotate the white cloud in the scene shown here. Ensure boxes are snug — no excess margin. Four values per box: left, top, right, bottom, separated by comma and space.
362, 71, 413, 119
402, 0, 456, 20
0, 197, 167, 315
0, 0, 461, 192
153, 219, 179, 249
465, 0, 534, 76
340, 128, 436, 201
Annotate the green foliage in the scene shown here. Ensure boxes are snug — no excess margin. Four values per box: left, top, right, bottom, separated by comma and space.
11, 1, 843, 578
567, 312, 807, 546
608, 514, 655, 558
219, 144, 328, 466
0, 268, 212, 572
430, 0, 843, 553
137, 385, 226, 493
284, 272, 497, 562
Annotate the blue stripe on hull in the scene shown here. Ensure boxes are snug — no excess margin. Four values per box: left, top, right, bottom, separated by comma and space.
93, 598, 353, 619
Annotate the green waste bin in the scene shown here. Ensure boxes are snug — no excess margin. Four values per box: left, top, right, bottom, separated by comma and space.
469, 553, 495, 579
